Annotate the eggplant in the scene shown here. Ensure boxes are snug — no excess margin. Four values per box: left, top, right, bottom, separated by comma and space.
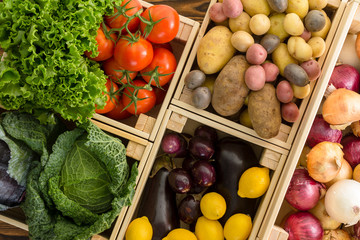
136, 168, 180, 240
0, 165, 26, 208
213, 137, 260, 225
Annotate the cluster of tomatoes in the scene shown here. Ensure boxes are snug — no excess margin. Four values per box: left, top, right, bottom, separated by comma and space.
86, 0, 180, 120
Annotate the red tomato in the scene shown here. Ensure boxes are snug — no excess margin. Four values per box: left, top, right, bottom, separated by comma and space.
154, 83, 169, 105
95, 79, 120, 114
140, 5, 180, 44
114, 35, 153, 72
122, 79, 156, 115
105, 99, 133, 120
105, 0, 142, 34
103, 58, 138, 84
152, 42, 173, 52
85, 25, 116, 62
140, 48, 177, 87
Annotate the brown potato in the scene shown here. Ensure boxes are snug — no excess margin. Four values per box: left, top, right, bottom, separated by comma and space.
212, 55, 250, 116
248, 84, 281, 139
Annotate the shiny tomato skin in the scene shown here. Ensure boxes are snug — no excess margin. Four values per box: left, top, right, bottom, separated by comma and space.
105, 99, 133, 120
85, 25, 116, 62
122, 79, 156, 115
105, 0, 142, 34
103, 57, 138, 84
140, 48, 177, 86
140, 5, 180, 44
114, 36, 154, 72
95, 79, 120, 114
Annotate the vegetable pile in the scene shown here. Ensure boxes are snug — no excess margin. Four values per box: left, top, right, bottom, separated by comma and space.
184, 0, 332, 139
125, 125, 271, 240
0, 111, 138, 240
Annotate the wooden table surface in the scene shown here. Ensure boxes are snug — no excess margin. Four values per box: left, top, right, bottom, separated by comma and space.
0, 0, 209, 239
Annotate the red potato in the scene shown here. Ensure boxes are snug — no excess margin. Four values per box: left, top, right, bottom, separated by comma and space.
300, 29, 312, 42
209, 3, 228, 23
222, 0, 243, 18
281, 102, 299, 122
245, 65, 266, 91
301, 59, 321, 81
276, 80, 294, 103
246, 43, 267, 65
262, 62, 279, 82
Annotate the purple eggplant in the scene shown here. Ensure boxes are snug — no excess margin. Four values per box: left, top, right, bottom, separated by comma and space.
182, 156, 198, 171
188, 136, 214, 160
191, 160, 216, 187
168, 168, 192, 194
194, 125, 218, 144
213, 137, 260, 225
178, 195, 201, 224
137, 168, 180, 240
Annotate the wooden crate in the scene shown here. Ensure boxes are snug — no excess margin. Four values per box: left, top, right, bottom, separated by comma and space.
257, 1, 360, 240
92, 0, 200, 142
171, 0, 346, 150
0, 120, 153, 240
116, 105, 289, 240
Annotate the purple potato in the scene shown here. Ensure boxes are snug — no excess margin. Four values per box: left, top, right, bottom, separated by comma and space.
178, 195, 202, 224
168, 168, 192, 193
194, 125, 218, 144
189, 136, 215, 160
191, 160, 216, 187
161, 132, 187, 156
182, 156, 198, 172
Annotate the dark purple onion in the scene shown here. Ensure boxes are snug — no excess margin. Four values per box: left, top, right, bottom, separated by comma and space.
341, 134, 360, 168
194, 125, 218, 144
329, 64, 360, 92
191, 160, 216, 187
284, 212, 323, 240
354, 220, 360, 238
285, 169, 325, 211
178, 195, 201, 224
167, 168, 192, 193
189, 136, 214, 160
161, 132, 187, 156
306, 114, 342, 148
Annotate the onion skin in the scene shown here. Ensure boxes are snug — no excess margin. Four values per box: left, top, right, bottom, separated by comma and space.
309, 198, 341, 230
323, 229, 351, 240
306, 142, 343, 183
354, 220, 360, 238
285, 169, 325, 211
341, 134, 360, 169
306, 114, 342, 148
284, 212, 324, 240
325, 158, 352, 188
329, 64, 360, 92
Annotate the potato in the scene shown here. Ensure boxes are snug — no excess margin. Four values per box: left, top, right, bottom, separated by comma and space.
249, 14, 271, 35
311, 12, 331, 38
272, 43, 298, 76
229, 12, 251, 33
281, 102, 299, 122
286, 0, 309, 19
201, 74, 216, 94
267, 0, 288, 13
239, 108, 253, 128
268, 14, 289, 42
307, 36, 326, 58
222, 0, 243, 18
211, 55, 250, 116
231, 31, 254, 52
197, 26, 236, 74
291, 83, 311, 99
185, 70, 206, 89
305, 10, 326, 32
192, 87, 212, 109
260, 34, 280, 54
283, 13, 305, 36
300, 59, 321, 81
209, 3, 228, 23
300, 29, 312, 41
246, 43, 267, 65
248, 84, 281, 139
245, 65, 266, 91
276, 80, 293, 103
262, 62, 279, 82
242, 0, 271, 16
284, 63, 310, 86
287, 36, 313, 61
309, 0, 328, 10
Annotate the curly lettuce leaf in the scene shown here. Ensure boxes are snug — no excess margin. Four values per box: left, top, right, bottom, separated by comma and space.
0, 0, 121, 123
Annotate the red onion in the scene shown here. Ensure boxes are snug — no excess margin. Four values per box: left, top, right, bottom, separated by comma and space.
329, 64, 360, 92
285, 169, 326, 211
306, 114, 342, 148
341, 134, 360, 168
284, 212, 324, 240
355, 220, 360, 238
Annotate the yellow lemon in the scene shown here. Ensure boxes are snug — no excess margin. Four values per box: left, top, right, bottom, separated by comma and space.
162, 228, 197, 240
224, 213, 252, 240
125, 216, 153, 240
200, 192, 227, 220
195, 216, 224, 240
237, 167, 270, 198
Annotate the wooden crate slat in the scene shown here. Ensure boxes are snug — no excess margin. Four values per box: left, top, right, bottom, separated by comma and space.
134, 114, 156, 135
180, 24, 194, 42
269, 226, 289, 240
